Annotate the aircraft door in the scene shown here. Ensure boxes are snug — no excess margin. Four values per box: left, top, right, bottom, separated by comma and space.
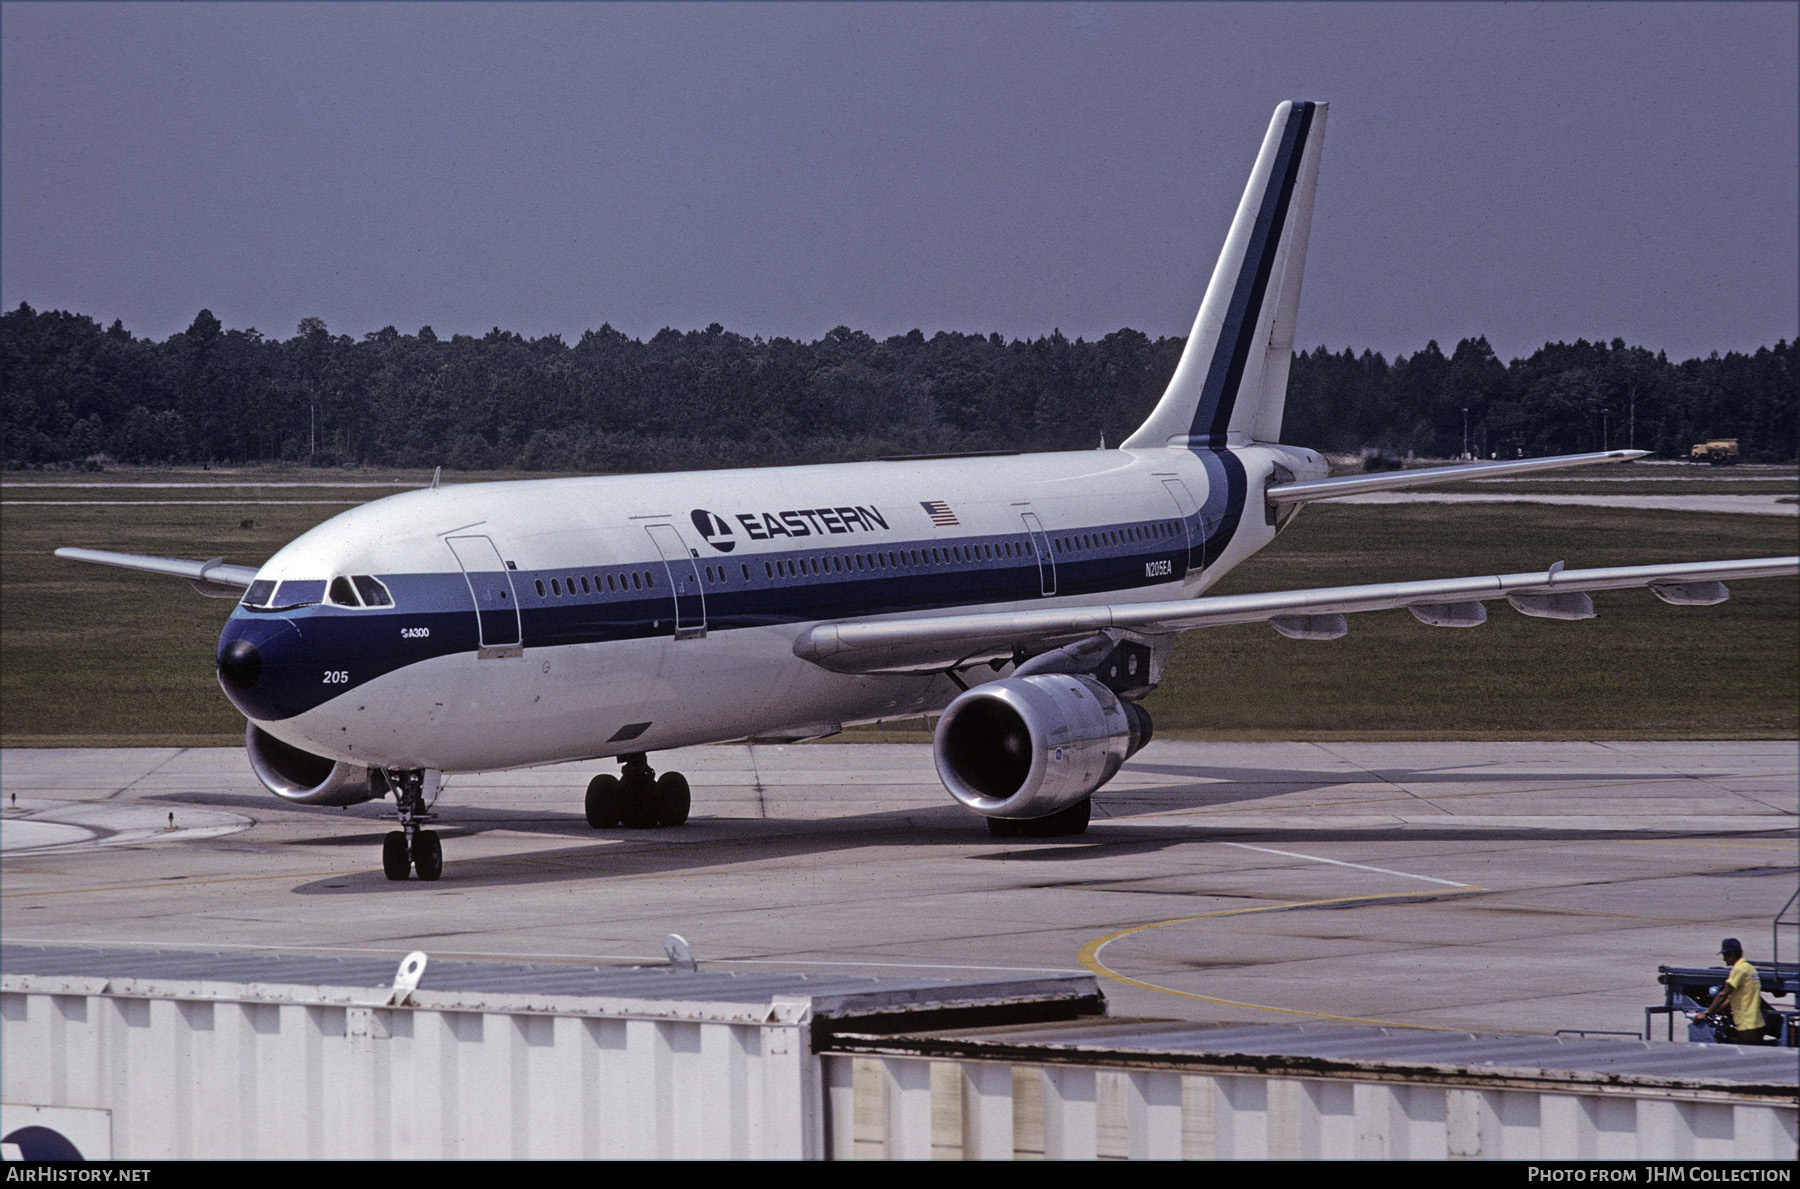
444, 534, 523, 657
1020, 512, 1056, 596
1160, 478, 1199, 575
644, 523, 707, 639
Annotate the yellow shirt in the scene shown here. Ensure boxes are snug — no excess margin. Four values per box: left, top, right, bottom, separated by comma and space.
1725, 958, 1763, 1032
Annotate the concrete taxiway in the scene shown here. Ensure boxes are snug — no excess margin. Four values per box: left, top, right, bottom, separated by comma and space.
2, 740, 1794, 1037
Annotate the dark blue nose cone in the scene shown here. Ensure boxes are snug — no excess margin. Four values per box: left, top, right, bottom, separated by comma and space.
216, 613, 314, 721
217, 639, 262, 689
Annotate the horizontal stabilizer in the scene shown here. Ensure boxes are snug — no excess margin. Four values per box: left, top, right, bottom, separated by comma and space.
1266, 450, 1647, 504
54, 547, 259, 589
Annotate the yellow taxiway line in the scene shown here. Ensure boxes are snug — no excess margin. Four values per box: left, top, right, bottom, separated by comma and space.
1078, 885, 1485, 1032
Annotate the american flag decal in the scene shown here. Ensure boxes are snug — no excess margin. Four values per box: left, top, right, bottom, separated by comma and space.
921, 500, 959, 526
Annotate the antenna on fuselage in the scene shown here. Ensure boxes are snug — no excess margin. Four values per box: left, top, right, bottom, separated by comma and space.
431, 466, 441, 490
1098, 434, 1106, 450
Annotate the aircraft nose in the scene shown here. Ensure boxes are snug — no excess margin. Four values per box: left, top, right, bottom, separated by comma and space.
217, 638, 262, 689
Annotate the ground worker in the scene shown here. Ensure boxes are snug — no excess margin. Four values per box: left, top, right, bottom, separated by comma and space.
1703, 937, 1765, 1044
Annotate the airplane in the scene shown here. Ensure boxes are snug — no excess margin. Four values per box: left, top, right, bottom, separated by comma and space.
55, 100, 1799, 881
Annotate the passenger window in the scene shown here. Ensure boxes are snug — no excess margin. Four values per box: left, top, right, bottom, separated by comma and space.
328, 577, 362, 607
535, 579, 547, 597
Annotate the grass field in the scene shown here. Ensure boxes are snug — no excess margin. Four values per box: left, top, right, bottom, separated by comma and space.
2, 468, 1794, 746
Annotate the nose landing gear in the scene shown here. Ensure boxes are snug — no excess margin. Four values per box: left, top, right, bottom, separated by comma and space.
381, 768, 443, 881
586, 753, 689, 829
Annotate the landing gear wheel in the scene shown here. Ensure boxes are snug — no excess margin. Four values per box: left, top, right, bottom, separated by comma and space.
381, 768, 443, 882
585, 774, 622, 828
986, 798, 1091, 838
655, 772, 691, 827
619, 771, 660, 829
412, 829, 443, 881
1033, 797, 1091, 837
382, 831, 411, 880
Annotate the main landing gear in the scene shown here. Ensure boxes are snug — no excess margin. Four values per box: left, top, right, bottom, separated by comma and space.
381, 769, 442, 882
986, 797, 1091, 838
585, 752, 690, 830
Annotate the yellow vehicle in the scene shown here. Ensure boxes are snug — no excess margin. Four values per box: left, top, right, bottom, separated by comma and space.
1689, 438, 1739, 465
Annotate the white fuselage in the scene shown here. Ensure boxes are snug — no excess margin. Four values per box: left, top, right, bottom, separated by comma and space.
222, 442, 1324, 773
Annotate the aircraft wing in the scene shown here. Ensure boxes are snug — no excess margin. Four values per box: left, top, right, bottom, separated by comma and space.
54, 548, 260, 599
794, 555, 1799, 674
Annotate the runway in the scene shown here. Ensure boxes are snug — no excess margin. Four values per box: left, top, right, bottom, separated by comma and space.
1, 740, 1793, 1037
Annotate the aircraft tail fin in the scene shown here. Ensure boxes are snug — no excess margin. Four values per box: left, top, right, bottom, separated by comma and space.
1123, 100, 1328, 450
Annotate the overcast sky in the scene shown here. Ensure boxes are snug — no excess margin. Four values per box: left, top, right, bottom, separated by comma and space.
3, 2, 1795, 362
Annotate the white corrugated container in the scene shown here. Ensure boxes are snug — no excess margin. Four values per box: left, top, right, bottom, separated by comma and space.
3, 976, 820, 1158
0, 946, 1097, 1160
822, 1022, 1800, 1160
825, 1056, 1798, 1159
7, 947, 1792, 1160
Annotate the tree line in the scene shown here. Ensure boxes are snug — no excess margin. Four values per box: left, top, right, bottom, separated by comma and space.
2, 303, 1793, 471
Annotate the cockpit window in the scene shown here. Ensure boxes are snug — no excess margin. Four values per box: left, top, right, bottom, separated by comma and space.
241, 579, 277, 608
327, 577, 362, 607
353, 575, 394, 607
269, 579, 326, 609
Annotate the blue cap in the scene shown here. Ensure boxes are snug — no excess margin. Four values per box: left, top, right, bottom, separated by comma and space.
1719, 938, 1742, 956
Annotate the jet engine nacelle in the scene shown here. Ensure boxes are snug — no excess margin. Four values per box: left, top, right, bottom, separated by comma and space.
933, 674, 1151, 819
246, 724, 381, 806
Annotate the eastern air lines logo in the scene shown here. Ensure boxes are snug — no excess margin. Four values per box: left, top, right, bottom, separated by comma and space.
690, 504, 890, 552
690, 509, 737, 552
